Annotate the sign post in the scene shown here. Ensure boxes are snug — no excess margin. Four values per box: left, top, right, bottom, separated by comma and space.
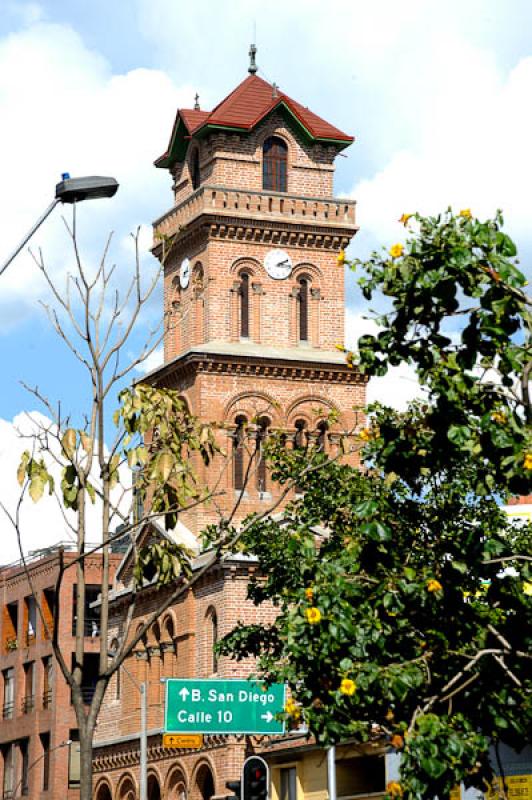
164, 679, 286, 735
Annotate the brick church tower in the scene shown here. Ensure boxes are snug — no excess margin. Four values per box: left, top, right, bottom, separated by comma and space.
92, 58, 367, 800
148, 57, 363, 531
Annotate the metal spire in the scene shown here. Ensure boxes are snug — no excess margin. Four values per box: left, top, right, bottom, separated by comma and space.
194, 93, 200, 110
248, 43, 258, 75
272, 82, 279, 99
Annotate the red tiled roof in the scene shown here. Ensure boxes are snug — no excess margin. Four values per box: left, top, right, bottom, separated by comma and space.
202, 75, 353, 142
158, 75, 353, 165
180, 109, 210, 134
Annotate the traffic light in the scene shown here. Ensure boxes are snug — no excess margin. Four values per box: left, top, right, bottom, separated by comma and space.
226, 779, 242, 800
242, 756, 269, 800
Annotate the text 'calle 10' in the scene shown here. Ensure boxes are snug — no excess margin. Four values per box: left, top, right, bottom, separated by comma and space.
164, 679, 286, 735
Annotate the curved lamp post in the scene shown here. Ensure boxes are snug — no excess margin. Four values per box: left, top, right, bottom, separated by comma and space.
0, 173, 119, 277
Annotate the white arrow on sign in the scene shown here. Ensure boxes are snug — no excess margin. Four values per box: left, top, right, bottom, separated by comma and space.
179, 688, 190, 700
261, 711, 274, 723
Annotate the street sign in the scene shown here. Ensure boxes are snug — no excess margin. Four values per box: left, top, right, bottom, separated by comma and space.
162, 733, 203, 749
165, 679, 286, 735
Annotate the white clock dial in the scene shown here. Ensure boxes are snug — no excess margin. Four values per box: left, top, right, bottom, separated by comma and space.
264, 249, 292, 280
179, 258, 191, 289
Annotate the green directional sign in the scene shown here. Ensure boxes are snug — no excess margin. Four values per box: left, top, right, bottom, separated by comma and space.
164, 679, 286, 735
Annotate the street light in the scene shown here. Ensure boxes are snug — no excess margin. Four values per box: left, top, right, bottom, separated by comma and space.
12, 738, 72, 798
110, 652, 147, 800
0, 173, 119, 277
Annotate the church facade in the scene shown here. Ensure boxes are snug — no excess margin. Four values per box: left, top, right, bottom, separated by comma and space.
92, 61, 372, 800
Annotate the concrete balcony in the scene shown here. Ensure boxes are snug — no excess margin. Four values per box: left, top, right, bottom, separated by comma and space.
153, 184, 357, 243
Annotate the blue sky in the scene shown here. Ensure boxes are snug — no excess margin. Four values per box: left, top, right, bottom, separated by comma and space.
1, 0, 532, 558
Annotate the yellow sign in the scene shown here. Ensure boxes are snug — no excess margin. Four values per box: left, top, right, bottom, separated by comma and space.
162, 733, 204, 749
486, 775, 532, 799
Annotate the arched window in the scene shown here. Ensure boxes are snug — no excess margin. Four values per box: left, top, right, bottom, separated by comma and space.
263, 136, 287, 192
239, 272, 250, 338
206, 607, 218, 674
317, 420, 329, 452
191, 148, 201, 190
298, 277, 309, 342
294, 419, 308, 450
233, 415, 247, 491
256, 416, 271, 493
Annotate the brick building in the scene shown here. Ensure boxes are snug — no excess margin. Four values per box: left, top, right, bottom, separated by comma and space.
0, 545, 119, 799
91, 59, 373, 800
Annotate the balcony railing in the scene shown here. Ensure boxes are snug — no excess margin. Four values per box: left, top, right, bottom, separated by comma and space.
153, 184, 357, 241
42, 689, 52, 709
2, 701, 14, 719
21, 695, 34, 714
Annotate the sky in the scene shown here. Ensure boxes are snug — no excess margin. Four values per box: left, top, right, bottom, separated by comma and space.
1, 0, 532, 560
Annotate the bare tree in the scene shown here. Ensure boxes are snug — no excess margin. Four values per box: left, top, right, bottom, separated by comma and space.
1, 214, 353, 800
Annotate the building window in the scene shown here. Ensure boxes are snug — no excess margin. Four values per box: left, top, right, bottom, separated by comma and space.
2, 743, 14, 798
298, 277, 309, 342
191, 148, 201, 190
68, 731, 80, 788
211, 609, 218, 674
263, 136, 288, 192
335, 755, 385, 797
239, 272, 250, 338
256, 417, 271, 493
3, 601, 18, 653
2, 668, 14, 720
40, 733, 50, 791
280, 767, 297, 800
24, 596, 36, 646
233, 415, 247, 491
20, 739, 29, 796
317, 420, 329, 452
42, 656, 53, 709
22, 662, 35, 714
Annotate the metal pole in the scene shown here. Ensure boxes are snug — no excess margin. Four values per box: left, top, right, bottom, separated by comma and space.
0, 199, 60, 277
140, 681, 147, 800
327, 746, 336, 800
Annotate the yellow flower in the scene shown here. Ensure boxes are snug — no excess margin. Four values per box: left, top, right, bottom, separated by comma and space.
337, 249, 346, 266
427, 578, 443, 593
398, 213, 412, 226
285, 698, 301, 718
389, 243, 404, 259
335, 343, 346, 352
305, 607, 322, 625
390, 734, 404, 750
387, 781, 403, 798
491, 411, 507, 424
459, 208, 472, 219
305, 587, 314, 602
524, 453, 532, 470
523, 582, 532, 596
358, 427, 372, 441
339, 678, 356, 696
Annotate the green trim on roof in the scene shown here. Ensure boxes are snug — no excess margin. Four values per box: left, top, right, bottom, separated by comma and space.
156, 99, 352, 169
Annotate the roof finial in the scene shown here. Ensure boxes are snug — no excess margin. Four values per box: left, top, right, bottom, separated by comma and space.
248, 43, 258, 75
194, 93, 200, 110
272, 82, 279, 99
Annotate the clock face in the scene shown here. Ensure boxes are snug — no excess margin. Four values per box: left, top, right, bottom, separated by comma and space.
264, 249, 292, 280
179, 258, 191, 289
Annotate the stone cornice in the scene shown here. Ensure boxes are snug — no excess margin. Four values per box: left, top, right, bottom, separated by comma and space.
145, 349, 366, 391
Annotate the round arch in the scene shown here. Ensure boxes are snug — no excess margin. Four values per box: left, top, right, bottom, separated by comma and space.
191, 759, 217, 800
292, 262, 323, 281
229, 256, 261, 277
256, 129, 295, 169
148, 770, 163, 800
116, 772, 137, 800
286, 395, 339, 425
165, 763, 188, 800
224, 390, 282, 426
94, 779, 113, 800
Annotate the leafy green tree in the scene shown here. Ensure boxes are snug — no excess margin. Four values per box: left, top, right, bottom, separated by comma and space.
219, 211, 532, 800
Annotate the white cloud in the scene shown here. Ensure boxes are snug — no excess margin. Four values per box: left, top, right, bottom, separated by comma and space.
345, 309, 424, 411
0, 412, 130, 566
0, 19, 195, 331
135, 345, 164, 376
